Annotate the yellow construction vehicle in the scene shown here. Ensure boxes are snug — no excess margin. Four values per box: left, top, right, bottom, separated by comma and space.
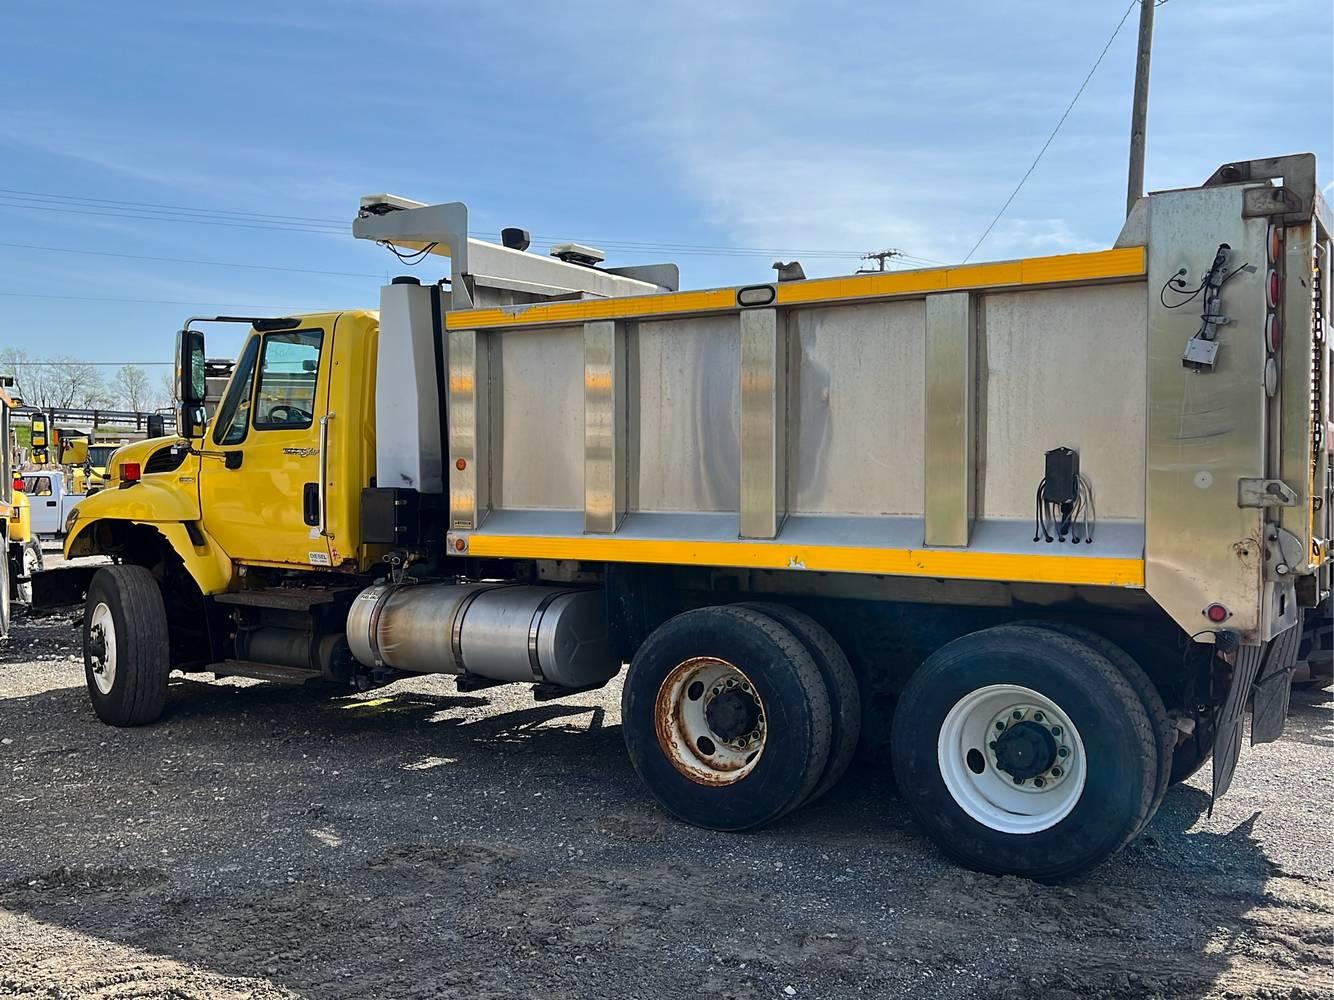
35, 154, 1332, 879
0, 385, 38, 632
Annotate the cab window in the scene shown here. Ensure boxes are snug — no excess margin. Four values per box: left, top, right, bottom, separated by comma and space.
212, 335, 261, 446
254, 330, 322, 430
24, 475, 52, 496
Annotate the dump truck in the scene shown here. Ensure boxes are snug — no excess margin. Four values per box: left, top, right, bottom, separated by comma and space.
39, 154, 1331, 879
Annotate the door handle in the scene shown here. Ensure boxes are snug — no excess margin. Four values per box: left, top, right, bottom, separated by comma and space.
303, 483, 319, 526
45, 500, 57, 506
318, 412, 334, 536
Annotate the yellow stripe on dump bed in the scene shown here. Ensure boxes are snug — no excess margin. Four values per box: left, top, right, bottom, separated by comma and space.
461, 534, 1146, 588
445, 246, 1146, 331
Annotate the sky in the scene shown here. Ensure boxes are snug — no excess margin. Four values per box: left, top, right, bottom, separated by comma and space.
0, 0, 1330, 368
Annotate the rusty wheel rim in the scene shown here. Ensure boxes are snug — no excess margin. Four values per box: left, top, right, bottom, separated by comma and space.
653, 656, 766, 786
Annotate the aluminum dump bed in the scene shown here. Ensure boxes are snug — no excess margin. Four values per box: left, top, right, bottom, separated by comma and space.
363, 154, 1331, 646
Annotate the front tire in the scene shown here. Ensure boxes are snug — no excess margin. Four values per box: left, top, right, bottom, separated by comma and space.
0, 547, 10, 638
622, 606, 833, 832
17, 540, 43, 605
84, 565, 170, 726
891, 626, 1157, 880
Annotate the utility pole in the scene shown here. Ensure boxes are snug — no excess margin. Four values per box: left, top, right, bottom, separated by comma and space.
1126, 0, 1155, 217
858, 249, 902, 273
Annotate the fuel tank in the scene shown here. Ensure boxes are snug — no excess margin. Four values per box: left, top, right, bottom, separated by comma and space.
346, 582, 619, 689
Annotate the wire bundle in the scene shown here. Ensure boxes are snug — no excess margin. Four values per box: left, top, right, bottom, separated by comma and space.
376, 240, 438, 265
1033, 474, 1096, 544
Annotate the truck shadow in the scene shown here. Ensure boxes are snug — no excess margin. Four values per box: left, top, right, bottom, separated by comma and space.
0, 666, 1325, 999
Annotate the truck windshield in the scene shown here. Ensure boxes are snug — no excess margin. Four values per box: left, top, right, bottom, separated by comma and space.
88, 446, 117, 467
212, 335, 261, 446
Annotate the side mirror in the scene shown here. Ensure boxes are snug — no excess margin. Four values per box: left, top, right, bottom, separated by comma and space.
176, 328, 207, 439
147, 413, 166, 439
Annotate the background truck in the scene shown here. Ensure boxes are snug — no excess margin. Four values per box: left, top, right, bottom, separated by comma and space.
0, 385, 26, 634
22, 469, 85, 539
41, 154, 1331, 880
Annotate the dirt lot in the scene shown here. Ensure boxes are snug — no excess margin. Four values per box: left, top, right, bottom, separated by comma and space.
0, 602, 1331, 1000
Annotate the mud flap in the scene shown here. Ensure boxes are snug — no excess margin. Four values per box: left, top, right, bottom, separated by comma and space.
1211, 644, 1263, 803
1209, 621, 1302, 804
1251, 615, 1302, 746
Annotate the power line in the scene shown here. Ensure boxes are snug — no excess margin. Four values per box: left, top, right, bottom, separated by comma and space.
0, 188, 945, 263
0, 290, 302, 308
0, 188, 347, 226
3, 361, 174, 367
961, 0, 1139, 263
0, 241, 388, 279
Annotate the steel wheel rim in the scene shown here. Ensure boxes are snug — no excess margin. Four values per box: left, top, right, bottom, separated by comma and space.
937, 683, 1086, 834
654, 657, 767, 786
88, 601, 117, 695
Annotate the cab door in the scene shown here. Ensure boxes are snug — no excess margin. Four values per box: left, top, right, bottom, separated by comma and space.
198, 319, 335, 568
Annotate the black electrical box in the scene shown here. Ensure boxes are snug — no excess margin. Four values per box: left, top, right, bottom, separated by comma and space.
1043, 448, 1080, 505
361, 487, 424, 546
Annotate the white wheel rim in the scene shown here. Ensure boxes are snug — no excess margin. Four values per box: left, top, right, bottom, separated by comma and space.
88, 602, 117, 695
19, 550, 38, 602
937, 683, 1086, 834
654, 657, 767, 786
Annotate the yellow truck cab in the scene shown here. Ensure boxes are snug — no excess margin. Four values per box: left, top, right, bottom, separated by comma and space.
62, 309, 380, 592
38, 156, 1332, 880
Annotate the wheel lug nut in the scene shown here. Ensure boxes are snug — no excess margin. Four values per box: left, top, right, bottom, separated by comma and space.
1057, 747, 1068, 758
1012, 776, 1024, 785
989, 741, 998, 751
1050, 767, 1062, 778
995, 721, 1005, 731
1033, 777, 1045, 788
1033, 712, 1045, 723
1012, 710, 1023, 720
1051, 726, 1062, 737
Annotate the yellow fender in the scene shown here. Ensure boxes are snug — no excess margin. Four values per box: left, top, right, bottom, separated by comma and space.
65, 485, 234, 596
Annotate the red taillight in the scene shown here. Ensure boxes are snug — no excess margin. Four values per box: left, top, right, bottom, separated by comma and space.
1267, 224, 1283, 264
122, 462, 141, 482
1267, 270, 1281, 309
12, 476, 23, 493
1266, 313, 1281, 352
1205, 603, 1230, 624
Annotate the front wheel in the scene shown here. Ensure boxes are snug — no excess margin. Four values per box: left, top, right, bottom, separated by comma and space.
16, 541, 43, 605
891, 626, 1157, 880
0, 547, 10, 638
84, 565, 171, 726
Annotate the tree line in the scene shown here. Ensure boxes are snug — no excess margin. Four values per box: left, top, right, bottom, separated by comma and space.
0, 348, 174, 413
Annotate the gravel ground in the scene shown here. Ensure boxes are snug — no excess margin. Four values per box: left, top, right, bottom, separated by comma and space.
0, 601, 1331, 1000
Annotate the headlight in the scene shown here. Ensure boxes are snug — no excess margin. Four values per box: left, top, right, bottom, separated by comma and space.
64, 507, 80, 533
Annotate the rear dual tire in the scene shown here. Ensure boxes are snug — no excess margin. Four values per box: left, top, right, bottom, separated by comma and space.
622, 605, 837, 831
891, 626, 1157, 880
